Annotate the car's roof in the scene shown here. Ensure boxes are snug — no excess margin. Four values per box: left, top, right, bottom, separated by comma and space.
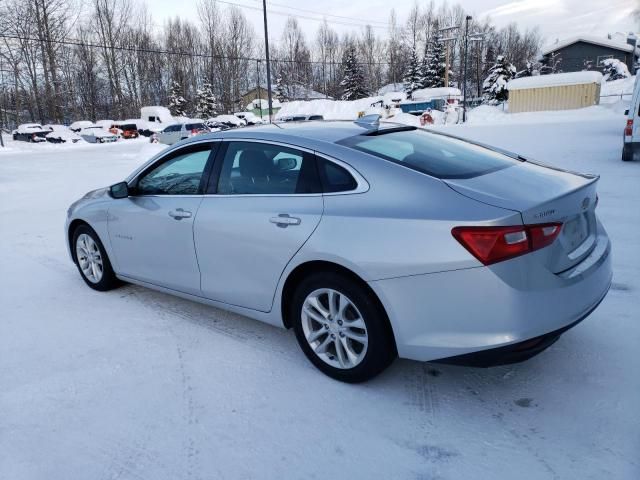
193, 120, 407, 147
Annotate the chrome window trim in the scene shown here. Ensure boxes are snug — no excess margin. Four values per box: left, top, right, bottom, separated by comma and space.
213, 138, 369, 197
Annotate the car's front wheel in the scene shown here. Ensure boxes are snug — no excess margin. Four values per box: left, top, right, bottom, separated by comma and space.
291, 272, 396, 383
72, 225, 120, 291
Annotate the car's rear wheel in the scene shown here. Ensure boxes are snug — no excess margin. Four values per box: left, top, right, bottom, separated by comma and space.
291, 272, 395, 383
72, 225, 120, 291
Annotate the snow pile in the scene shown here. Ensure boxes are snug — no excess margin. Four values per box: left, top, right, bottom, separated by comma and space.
245, 98, 282, 110
377, 83, 404, 95
276, 97, 384, 120
459, 103, 622, 126
507, 71, 603, 90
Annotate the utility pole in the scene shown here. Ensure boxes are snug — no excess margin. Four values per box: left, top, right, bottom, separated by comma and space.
262, 0, 273, 122
438, 25, 459, 89
256, 59, 263, 120
463, 15, 472, 123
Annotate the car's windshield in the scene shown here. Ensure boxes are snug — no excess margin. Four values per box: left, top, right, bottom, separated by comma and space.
338, 128, 522, 179
186, 123, 205, 130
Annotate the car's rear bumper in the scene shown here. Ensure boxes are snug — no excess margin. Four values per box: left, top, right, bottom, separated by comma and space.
432, 286, 609, 367
368, 224, 612, 363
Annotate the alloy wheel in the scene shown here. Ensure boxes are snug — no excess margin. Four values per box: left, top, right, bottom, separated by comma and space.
76, 233, 104, 283
301, 288, 368, 369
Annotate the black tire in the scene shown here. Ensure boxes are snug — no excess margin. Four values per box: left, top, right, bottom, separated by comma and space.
72, 224, 121, 291
622, 144, 633, 161
291, 272, 396, 383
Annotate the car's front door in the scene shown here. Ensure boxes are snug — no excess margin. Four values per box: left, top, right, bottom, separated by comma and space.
108, 142, 217, 295
194, 140, 324, 312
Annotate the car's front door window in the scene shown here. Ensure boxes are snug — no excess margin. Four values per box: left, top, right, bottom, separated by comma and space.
136, 147, 212, 195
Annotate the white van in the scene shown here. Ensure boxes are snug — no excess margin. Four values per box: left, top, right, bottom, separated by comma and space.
623, 75, 640, 161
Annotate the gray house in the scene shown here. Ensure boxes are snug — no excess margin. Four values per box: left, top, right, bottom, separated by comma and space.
541, 35, 635, 73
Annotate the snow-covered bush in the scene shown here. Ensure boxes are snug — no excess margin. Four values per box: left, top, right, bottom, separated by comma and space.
340, 45, 368, 101
601, 58, 630, 81
482, 55, 516, 104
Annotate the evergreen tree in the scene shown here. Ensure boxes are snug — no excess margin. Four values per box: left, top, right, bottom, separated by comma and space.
340, 45, 368, 101
274, 71, 287, 102
421, 35, 446, 88
168, 81, 187, 117
194, 82, 218, 119
482, 55, 516, 104
403, 47, 422, 97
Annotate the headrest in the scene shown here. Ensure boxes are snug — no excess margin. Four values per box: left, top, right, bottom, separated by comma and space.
238, 149, 274, 178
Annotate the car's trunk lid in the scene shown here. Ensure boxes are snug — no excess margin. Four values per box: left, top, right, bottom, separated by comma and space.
444, 161, 599, 273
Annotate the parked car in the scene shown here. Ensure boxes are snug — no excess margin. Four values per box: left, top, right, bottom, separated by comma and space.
156, 122, 208, 145
96, 119, 115, 131
207, 115, 244, 129
45, 125, 82, 144
13, 123, 49, 142
66, 118, 612, 382
204, 121, 231, 132
622, 74, 640, 161
79, 125, 118, 143
234, 111, 265, 125
69, 121, 94, 133
278, 114, 324, 122
113, 121, 140, 139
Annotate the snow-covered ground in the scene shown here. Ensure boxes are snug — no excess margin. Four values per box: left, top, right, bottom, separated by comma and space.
1, 109, 639, 479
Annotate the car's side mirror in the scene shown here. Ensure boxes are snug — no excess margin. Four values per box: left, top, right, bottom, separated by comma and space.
276, 157, 297, 171
109, 181, 129, 199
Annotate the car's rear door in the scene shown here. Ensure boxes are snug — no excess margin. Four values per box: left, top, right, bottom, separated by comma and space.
194, 140, 323, 312
108, 141, 218, 295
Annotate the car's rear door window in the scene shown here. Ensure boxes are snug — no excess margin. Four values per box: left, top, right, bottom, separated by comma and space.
338, 128, 522, 179
216, 142, 321, 195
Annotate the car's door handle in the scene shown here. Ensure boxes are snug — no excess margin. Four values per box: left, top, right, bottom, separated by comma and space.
269, 214, 301, 227
168, 208, 192, 220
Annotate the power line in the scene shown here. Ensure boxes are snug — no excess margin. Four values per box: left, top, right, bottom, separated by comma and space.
214, 0, 388, 30
0, 33, 394, 66
244, 0, 388, 26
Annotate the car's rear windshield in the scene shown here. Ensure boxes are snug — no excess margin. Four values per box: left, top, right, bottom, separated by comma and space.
119, 124, 137, 130
186, 123, 205, 130
337, 128, 522, 179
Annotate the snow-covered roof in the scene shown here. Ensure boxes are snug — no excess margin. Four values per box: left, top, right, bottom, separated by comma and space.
507, 71, 603, 90
411, 87, 462, 100
542, 35, 634, 55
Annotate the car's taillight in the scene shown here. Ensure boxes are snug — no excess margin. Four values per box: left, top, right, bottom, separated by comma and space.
451, 223, 562, 265
624, 119, 633, 137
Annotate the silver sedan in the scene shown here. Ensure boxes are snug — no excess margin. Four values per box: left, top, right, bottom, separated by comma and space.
65, 118, 612, 382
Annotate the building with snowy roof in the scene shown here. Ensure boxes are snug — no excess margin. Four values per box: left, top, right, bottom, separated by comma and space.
506, 71, 603, 113
541, 35, 635, 74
